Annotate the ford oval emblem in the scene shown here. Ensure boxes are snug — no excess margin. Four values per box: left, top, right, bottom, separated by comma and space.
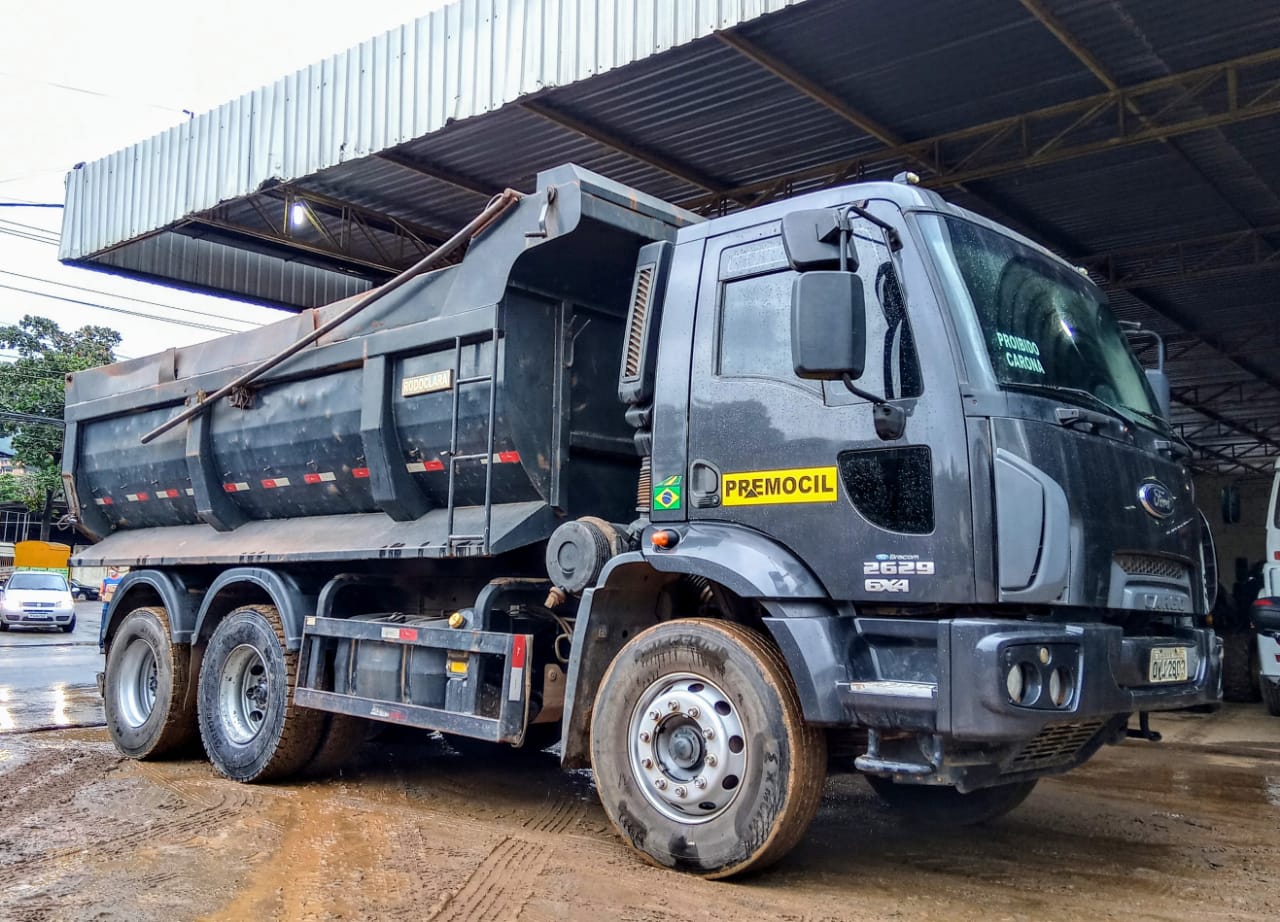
1138, 481, 1175, 519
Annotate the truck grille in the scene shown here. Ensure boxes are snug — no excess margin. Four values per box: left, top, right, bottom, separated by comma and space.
1006, 720, 1105, 773
1115, 553, 1189, 583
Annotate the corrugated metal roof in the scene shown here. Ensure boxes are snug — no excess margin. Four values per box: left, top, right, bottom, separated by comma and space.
57, 0, 1280, 473
60, 0, 799, 273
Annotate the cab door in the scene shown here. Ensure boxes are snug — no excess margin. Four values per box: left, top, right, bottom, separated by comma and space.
685, 204, 973, 603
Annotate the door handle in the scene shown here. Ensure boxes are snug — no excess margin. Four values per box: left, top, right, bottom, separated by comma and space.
689, 459, 721, 508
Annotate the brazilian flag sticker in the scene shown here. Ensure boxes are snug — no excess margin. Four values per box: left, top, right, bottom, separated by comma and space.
653, 474, 682, 511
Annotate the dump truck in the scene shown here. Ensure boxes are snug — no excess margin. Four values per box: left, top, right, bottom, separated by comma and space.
67, 164, 1221, 878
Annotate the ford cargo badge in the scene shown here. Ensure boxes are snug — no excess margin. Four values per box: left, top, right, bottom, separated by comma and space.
1138, 481, 1175, 519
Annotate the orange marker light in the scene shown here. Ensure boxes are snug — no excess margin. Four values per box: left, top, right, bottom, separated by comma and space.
650, 529, 679, 549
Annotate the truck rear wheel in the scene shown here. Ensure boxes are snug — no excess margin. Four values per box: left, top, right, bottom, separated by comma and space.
1221, 631, 1261, 702
865, 775, 1037, 825
104, 606, 197, 759
1262, 679, 1280, 717
197, 606, 325, 782
591, 619, 826, 878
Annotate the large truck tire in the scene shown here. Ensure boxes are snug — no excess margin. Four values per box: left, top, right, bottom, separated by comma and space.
1221, 631, 1261, 702
1262, 679, 1280, 717
197, 606, 325, 782
104, 607, 198, 759
590, 619, 827, 879
864, 775, 1037, 825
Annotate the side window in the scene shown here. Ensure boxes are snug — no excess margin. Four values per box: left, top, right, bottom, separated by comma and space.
849, 218, 922, 400
716, 237, 817, 392
718, 270, 799, 380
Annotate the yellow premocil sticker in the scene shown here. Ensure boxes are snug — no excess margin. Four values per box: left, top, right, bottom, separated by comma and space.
722, 466, 839, 506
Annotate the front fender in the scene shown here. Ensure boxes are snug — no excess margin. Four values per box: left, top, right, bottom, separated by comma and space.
639, 522, 828, 598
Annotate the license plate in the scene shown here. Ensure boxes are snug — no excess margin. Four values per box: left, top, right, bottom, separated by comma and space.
1148, 646, 1188, 683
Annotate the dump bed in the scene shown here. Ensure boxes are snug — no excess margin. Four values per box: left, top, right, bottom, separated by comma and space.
65, 166, 698, 566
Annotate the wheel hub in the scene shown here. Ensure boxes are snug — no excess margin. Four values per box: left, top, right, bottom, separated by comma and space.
115, 639, 159, 729
219, 644, 271, 745
629, 674, 748, 823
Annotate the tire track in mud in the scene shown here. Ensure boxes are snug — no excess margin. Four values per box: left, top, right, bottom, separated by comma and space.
429, 835, 552, 922
521, 788, 586, 835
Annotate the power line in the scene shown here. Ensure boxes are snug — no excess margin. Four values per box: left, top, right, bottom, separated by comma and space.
0, 218, 59, 236
0, 226, 58, 246
0, 269, 262, 328
0, 72, 193, 117
0, 283, 240, 334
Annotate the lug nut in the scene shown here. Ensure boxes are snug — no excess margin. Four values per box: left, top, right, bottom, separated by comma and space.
674, 786, 687, 798
639, 731, 651, 743
694, 777, 707, 789
706, 753, 718, 767
649, 710, 660, 721
668, 699, 680, 711
702, 728, 714, 740
655, 778, 668, 790
642, 758, 653, 769
688, 706, 700, 719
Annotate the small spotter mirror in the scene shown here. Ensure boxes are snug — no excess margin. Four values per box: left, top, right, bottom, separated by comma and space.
781, 208, 856, 271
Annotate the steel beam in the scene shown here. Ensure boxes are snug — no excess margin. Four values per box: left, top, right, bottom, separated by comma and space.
197, 186, 454, 275
374, 152, 497, 199
683, 47, 1280, 212
1081, 224, 1280, 288
521, 99, 744, 201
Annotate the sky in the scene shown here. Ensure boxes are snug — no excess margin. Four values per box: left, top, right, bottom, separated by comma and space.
0, 0, 449, 361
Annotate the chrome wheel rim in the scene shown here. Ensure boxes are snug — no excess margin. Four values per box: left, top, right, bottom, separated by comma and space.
628, 672, 748, 824
219, 643, 271, 744
116, 639, 158, 729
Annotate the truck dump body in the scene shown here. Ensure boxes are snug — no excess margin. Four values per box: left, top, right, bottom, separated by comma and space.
65, 167, 697, 565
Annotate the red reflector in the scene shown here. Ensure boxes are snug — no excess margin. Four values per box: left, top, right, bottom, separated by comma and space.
352, 467, 370, 479
161, 489, 179, 498
136, 492, 149, 502
512, 634, 527, 668
303, 473, 322, 484
1274, 550, 1280, 561
498, 451, 520, 463
424, 459, 445, 472
398, 627, 418, 642
102, 496, 114, 505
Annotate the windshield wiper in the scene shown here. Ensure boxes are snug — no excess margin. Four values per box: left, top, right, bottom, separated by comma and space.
1007, 383, 1128, 430
1054, 405, 1115, 432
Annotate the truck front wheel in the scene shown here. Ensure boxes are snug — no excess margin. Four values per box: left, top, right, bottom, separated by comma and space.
197, 606, 324, 782
104, 606, 197, 759
865, 775, 1037, 825
591, 619, 826, 878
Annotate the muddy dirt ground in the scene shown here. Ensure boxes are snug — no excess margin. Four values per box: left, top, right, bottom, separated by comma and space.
1, 705, 1277, 922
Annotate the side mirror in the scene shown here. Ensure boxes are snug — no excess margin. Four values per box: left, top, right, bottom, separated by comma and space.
1221, 485, 1241, 525
1145, 368, 1172, 421
791, 271, 866, 380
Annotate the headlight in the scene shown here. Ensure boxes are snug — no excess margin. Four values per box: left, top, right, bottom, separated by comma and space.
1, 598, 19, 613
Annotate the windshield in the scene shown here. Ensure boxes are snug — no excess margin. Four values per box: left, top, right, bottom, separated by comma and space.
919, 214, 1161, 427
7, 572, 69, 591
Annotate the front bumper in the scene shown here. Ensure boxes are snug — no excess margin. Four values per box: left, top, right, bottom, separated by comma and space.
766, 615, 1221, 789
0, 609, 76, 628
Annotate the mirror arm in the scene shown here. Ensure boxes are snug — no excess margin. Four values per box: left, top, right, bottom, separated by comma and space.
845, 203, 902, 251
842, 374, 907, 440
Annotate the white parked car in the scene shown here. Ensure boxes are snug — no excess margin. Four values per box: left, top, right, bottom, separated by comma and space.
0, 571, 77, 633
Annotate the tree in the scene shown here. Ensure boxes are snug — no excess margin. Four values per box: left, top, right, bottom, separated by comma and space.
0, 315, 120, 539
